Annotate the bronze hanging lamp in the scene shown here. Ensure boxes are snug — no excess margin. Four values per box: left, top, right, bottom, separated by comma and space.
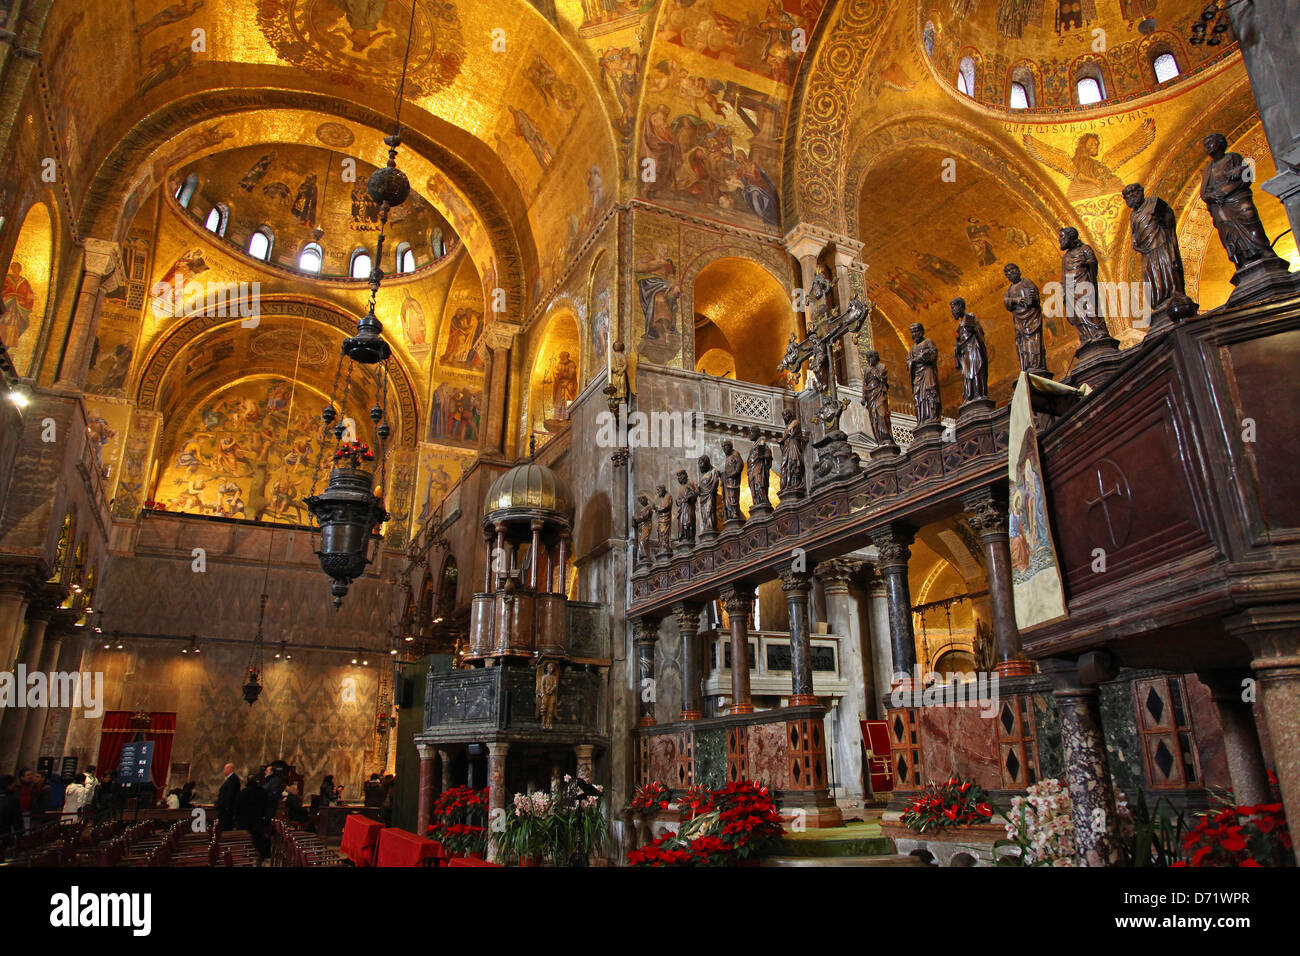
304, 3, 421, 609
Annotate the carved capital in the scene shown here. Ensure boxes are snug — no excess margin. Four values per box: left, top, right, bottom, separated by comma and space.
81, 238, 125, 291
870, 525, 914, 569
779, 569, 812, 597
485, 321, 523, 351
719, 584, 755, 616
962, 489, 1009, 539
672, 601, 702, 633
633, 615, 662, 647
416, 743, 436, 761
814, 558, 864, 591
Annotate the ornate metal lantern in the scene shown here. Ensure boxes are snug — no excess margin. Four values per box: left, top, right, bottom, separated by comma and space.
305, 448, 389, 608
303, 20, 415, 610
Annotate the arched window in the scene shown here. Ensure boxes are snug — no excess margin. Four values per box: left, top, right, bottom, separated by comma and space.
956, 57, 976, 97
175, 173, 199, 209
396, 242, 415, 274
248, 228, 273, 261
1075, 65, 1105, 105
1152, 52, 1180, 83
923, 22, 936, 58
298, 242, 323, 274
1010, 67, 1036, 109
350, 249, 372, 279
203, 203, 229, 237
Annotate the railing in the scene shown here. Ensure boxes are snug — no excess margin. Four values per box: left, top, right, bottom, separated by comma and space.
702, 629, 852, 705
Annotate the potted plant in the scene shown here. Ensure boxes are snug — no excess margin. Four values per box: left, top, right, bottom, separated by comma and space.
900, 777, 996, 834
627, 780, 785, 867
426, 786, 488, 858
502, 789, 553, 865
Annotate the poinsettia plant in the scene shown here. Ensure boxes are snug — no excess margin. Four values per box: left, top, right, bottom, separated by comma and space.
333, 440, 375, 469
1176, 802, 1290, 867
628, 781, 671, 816
425, 785, 488, 856
628, 780, 784, 867
902, 777, 996, 833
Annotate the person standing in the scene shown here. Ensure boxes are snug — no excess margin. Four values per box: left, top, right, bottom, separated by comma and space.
61, 773, 90, 822
215, 762, 240, 830
235, 773, 271, 862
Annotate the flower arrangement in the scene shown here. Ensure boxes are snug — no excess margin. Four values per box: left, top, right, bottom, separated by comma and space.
333, 440, 375, 469
501, 776, 608, 866
995, 778, 1077, 866
628, 781, 671, 816
1176, 802, 1290, 867
996, 778, 1158, 866
627, 780, 785, 867
143, 500, 167, 511
425, 786, 488, 856
901, 777, 996, 833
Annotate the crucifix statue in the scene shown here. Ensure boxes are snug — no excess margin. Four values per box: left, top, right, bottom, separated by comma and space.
777, 287, 871, 486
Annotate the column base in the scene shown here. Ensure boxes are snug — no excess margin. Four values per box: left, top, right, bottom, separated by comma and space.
731, 703, 754, 715
636, 715, 657, 728
679, 710, 701, 721
789, 694, 818, 707
996, 658, 1035, 678
778, 792, 844, 829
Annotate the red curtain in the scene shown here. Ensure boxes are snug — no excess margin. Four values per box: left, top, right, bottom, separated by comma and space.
96, 712, 176, 800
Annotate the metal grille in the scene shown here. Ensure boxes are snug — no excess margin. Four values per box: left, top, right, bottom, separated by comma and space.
730, 392, 770, 420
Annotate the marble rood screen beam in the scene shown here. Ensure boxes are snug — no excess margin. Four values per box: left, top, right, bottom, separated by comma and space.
628, 405, 1009, 618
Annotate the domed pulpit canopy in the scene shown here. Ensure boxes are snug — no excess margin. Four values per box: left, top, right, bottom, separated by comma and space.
482, 461, 574, 527
472, 462, 575, 662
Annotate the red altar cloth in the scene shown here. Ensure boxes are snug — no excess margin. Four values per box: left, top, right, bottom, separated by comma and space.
340, 814, 384, 867
376, 827, 447, 867
447, 856, 502, 867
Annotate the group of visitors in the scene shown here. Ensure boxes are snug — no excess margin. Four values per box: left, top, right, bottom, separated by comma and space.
0, 765, 120, 838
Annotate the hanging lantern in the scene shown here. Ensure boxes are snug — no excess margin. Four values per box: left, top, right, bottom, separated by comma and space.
244, 593, 269, 705
305, 442, 389, 608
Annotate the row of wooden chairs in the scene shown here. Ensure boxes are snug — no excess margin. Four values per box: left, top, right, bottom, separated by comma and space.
269, 819, 345, 866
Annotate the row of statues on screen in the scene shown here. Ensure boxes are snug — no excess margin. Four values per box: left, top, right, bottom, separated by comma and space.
887, 132, 1286, 429
631, 423, 799, 563
630, 134, 1280, 563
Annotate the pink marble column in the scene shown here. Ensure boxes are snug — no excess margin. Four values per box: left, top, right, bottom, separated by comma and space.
1198, 670, 1272, 807
416, 744, 437, 836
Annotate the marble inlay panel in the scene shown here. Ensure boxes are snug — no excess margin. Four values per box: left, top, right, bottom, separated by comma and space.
747, 721, 789, 790
917, 705, 1000, 790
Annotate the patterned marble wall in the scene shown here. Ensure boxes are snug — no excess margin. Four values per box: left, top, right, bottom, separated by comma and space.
60, 642, 381, 803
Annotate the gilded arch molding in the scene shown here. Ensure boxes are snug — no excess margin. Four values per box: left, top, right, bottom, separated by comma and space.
74, 86, 532, 326
135, 297, 420, 446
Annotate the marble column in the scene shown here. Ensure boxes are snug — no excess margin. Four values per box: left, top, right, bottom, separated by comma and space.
0, 570, 36, 674
817, 558, 872, 798
481, 325, 519, 456
1197, 670, 1272, 808
54, 238, 123, 391
720, 584, 755, 714
557, 531, 570, 597
673, 602, 703, 720
574, 744, 595, 782
962, 489, 1033, 677
780, 570, 816, 706
633, 615, 660, 727
833, 242, 867, 385
528, 519, 543, 590
17, 625, 65, 768
1041, 658, 1122, 867
783, 228, 824, 342
486, 741, 509, 861
1227, 607, 1300, 864
416, 743, 437, 836
0, 608, 53, 769
871, 525, 917, 688
438, 748, 453, 793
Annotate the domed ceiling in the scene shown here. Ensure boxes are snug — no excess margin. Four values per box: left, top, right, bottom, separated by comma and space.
921, 0, 1239, 112
176, 143, 457, 277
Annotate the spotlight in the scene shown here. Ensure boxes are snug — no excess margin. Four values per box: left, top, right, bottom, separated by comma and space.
7, 388, 29, 408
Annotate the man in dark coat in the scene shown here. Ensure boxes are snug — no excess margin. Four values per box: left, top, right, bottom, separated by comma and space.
235, 773, 271, 861
215, 762, 240, 830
